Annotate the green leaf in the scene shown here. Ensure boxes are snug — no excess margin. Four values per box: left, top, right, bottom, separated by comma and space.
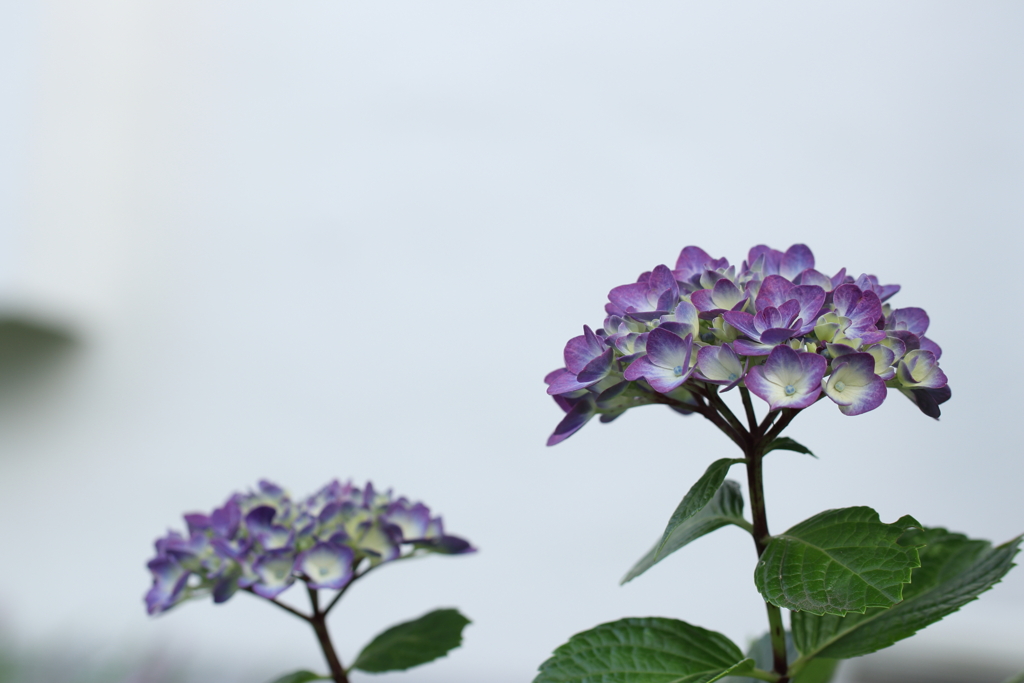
351, 608, 471, 673
791, 528, 1021, 661
763, 437, 815, 458
755, 507, 921, 616
533, 617, 759, 683
265, 672, 330, 683
653, 459, 742, 555
622, 479, 749, 584
1002, 671, 1024, 683
720, 631, 836, 683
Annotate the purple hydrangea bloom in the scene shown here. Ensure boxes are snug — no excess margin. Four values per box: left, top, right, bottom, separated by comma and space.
144, 480, 475, 615
543, 243, 950, 445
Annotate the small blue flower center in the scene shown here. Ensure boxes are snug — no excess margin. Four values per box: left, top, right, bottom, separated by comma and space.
701, 332, 716, 343
728, 373, 738, 381
784, 384, 796, 395
835, 381, 846, 392
673, 365, 684, 377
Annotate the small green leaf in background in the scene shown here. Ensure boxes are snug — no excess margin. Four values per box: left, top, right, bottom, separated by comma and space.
755, 507, 921, 616
351, 608, 470, 673
1001, 671, 1024, 683
791, 528, 1021, 661
266, 671, 330, 683
721, 631, 837, 683
622, 479, 750, 584
533, 617, 759, 683
763, 437, 815, 458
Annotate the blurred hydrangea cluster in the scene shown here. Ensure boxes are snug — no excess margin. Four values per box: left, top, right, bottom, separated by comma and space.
146, 480, 474, 615
545, 244, 950, 445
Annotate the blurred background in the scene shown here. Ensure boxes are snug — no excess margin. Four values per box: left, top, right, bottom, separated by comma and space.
0, 2, 1022, 682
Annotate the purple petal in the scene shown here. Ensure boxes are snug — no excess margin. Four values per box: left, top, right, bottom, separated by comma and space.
608, 282, 656, 314
901, 385, 951, 419
690, 288, 717, 313
211, 501, 241, 539
576, 348, 614, 384
251, 550, 297, 599
649, 264, 679, 299
546, 395, 596, 446
419, 534, 476, 554
788, 285, 827, 334
888, 307, 930, 336
563, 327, 606, 374
759, 327, 798, 345
645, 327, 692, 370
780, 244, 815, 280
732, 339, 776, 356
545, 368, 590, 396
794, 269, 831, 290
623, 355, 656, 381
643, 362, 696, 393
824, 353, 887, 415
746, 245, 783, 276
711, 278, 744, 309
919, 336, 942, 360
722, 311, 759, 340
674, 246, 714, 282
831, 284, 861, 317
755, 275, 794, 312
696, 344, 743, 385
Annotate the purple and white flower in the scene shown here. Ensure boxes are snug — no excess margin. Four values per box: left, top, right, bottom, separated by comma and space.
744, 345, 827, 411
544, 243, 950, 445
144, 480, 475, 615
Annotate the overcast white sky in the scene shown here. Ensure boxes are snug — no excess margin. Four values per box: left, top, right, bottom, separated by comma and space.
1, 2, 1022, 682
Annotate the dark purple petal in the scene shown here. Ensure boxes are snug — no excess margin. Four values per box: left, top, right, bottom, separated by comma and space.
419, 534, 477, 554
901, 385, 951, 419
759, 327, 799, 345
576, 348, 614, 383
213, 575, 239, 604
546, 395, 596, 446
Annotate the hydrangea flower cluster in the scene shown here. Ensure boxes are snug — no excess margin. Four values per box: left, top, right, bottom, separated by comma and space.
146, 480, 475, 615
545, 244, 950, 445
